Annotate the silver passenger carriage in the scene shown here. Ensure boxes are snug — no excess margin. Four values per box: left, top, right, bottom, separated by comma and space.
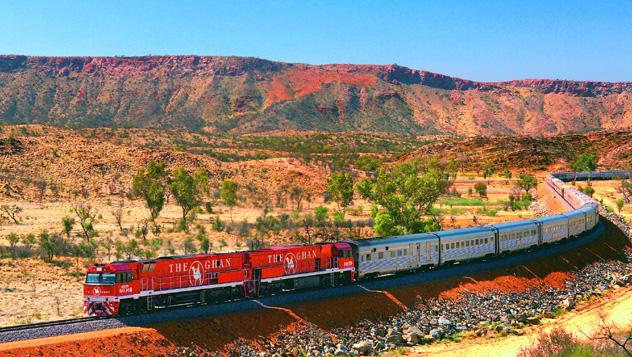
435, 226, 495, 264
576, 203, 598, 231
562, 209, 586, 237
493, 219, 539, 253
351, 233, 439, 278
537, 214, 569, 243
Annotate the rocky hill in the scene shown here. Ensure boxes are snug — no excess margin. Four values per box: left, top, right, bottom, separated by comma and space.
1, 55, 631, 135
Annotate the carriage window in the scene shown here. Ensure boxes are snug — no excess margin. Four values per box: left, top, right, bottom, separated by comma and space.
451, 243, 455, 249
397, 250, 402, 256
390, 251, 396, 258
484, 238, 488, 244
435, 246, 438, 252
366, 254, 372, 261
378, 252, 384, 259
403, 249, 407, 255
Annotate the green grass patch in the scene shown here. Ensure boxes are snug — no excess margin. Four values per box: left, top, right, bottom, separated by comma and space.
476, 207, 498, 216
440, 197, 485, 206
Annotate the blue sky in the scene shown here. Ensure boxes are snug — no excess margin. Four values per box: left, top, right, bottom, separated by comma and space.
0, 0, 630, 82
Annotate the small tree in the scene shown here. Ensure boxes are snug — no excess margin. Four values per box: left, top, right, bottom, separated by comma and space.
255, 212, 280, 247
289, 186, 304, 212
220, 180, 238, 221
169, 168, 209, 227
474, 182, 487, 198
114, 240, 126, 260
134, 220, 149, 241
619, 180, 632, 203
101, 237, 115, 261
39, 231, 61, 262
482, 164, 496, 185
132, 161, 168, 222
571, 152, 598, 183
196, 226, 211, 254
615, 198, 624, 213
326, 172, 354, 212
35, 180, 47, 202
125, 239, 141, 259
516, 173, 537, 199
357, 157, 450, 234
61, 216, 75, 239
314, 205, 329, 226
22, 233, 36, 251
7, 233, 20, 258
501, 169, 512, 184
73, 204, 98, 241
182, 236, 197, 254
0, 205, 22, 224
111, 200, 125, 233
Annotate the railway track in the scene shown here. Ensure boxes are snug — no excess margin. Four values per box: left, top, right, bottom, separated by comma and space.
0, 170, 628, 345
0, 316, 107, 334
0, 218, 617, 345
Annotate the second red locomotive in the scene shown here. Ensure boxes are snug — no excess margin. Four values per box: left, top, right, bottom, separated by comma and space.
84, 243, 354, 316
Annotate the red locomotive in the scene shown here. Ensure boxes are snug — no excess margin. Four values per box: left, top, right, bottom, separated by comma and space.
83, 243, 354, 316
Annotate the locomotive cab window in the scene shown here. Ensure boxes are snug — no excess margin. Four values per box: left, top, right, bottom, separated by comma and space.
86, 273, 116, 285
338, 250, 351, 258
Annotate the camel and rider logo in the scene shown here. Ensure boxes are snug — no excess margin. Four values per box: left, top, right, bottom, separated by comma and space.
189, 261, 204, 286
284, 253, 296, 274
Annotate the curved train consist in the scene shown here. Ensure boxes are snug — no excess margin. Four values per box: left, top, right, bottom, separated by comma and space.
83, 171, 626, 316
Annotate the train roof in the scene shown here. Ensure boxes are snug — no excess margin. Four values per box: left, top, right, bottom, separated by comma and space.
433, 225, 495, 238
562, 209, 585, 218
258, 242, 345, 252
87, 262, 133, 273
536, 214, 568, 223
492, 219, 538, 230
350, 233, 437, 248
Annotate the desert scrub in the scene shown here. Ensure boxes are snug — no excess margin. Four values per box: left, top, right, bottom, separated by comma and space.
518, 328, 630, 357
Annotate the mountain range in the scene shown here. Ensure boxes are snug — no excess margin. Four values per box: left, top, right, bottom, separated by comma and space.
0, 55, 631, 135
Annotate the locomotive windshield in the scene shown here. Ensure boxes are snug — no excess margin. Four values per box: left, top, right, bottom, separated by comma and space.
85, 273, 116, 285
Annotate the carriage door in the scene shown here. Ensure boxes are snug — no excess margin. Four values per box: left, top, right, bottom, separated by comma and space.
416, 243, 421, 267
424, 242, 431, 265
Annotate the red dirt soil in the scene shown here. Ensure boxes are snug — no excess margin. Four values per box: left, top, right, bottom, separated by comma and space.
1, 221, 629, 355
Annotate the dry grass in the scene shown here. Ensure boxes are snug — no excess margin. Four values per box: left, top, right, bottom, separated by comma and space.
0, 258, 85, 326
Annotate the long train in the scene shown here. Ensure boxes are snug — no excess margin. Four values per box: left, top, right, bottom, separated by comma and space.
83, 170, 628, 316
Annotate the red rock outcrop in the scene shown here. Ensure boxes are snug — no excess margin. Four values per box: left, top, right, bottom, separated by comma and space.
0, 55, 631, 135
